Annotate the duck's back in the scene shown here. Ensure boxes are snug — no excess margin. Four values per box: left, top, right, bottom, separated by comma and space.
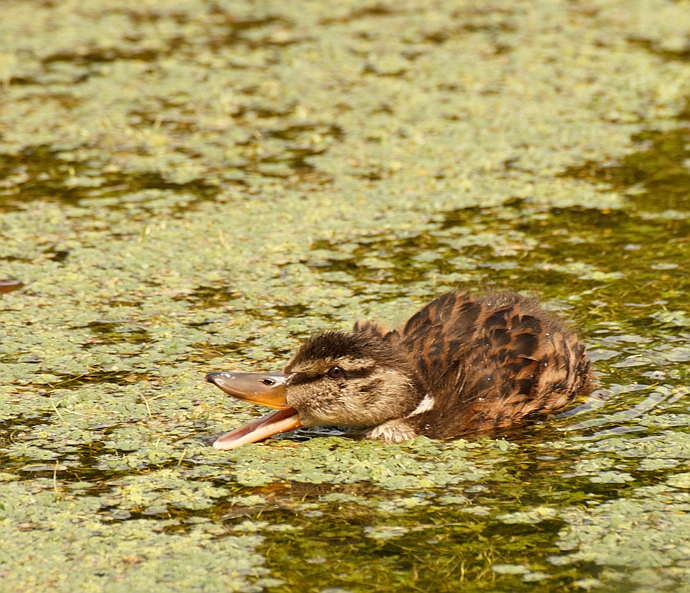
399, 291, 590, 439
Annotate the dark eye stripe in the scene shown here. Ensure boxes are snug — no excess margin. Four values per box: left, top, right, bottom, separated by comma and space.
288, 366, 376, 386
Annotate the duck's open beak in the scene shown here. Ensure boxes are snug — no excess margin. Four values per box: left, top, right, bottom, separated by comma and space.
205, 371, 301, 450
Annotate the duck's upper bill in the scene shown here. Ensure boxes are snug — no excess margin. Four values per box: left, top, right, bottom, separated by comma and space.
205, 371, 301, 449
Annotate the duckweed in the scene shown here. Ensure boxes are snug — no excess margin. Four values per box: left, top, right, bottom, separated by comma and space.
2, 0, 690, 591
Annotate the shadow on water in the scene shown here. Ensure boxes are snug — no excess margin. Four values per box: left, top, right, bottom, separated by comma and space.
9, 14, 294, 87
0, 121, 342, 212
0, 147, 220, 210
563, 125, 690, 212
628, 36, 690, 64
306, 198, 689, 310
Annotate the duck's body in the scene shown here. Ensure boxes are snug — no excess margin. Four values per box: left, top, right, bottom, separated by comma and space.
206, 291, 591, 449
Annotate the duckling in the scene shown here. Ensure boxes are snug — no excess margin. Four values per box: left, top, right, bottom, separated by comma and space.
206, 290, 591, 449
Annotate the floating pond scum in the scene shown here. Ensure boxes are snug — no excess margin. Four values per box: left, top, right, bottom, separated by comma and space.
1, 0, 690, 591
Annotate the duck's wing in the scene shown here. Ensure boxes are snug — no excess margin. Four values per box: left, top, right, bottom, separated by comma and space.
400, 291, 590, 438
399, 291, 483, 391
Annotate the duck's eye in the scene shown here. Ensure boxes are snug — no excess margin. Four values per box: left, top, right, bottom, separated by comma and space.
327, 366, 345, 379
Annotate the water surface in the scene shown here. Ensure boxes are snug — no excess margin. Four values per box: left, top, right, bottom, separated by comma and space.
1, 0, 690, 591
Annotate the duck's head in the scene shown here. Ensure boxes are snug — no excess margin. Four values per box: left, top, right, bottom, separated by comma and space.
206, 324, 420, 449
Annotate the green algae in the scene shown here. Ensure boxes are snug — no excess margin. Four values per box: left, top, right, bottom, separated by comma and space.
0, 480, 268, 593
2, 0, 690, 591
193, 437, 497, 489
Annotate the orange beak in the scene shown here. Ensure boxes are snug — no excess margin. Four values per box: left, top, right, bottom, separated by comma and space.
205, 371, 301, 449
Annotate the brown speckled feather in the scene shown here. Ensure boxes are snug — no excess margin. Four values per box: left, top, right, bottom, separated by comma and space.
397, 291, 590, 438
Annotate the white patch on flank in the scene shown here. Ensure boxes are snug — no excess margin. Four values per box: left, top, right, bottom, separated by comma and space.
407, 394, 435, 417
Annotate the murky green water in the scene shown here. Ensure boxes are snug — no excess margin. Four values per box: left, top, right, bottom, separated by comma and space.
2, 0, 690, 591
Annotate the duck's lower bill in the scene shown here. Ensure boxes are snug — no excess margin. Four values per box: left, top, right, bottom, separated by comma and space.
213, 408, 302, 450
